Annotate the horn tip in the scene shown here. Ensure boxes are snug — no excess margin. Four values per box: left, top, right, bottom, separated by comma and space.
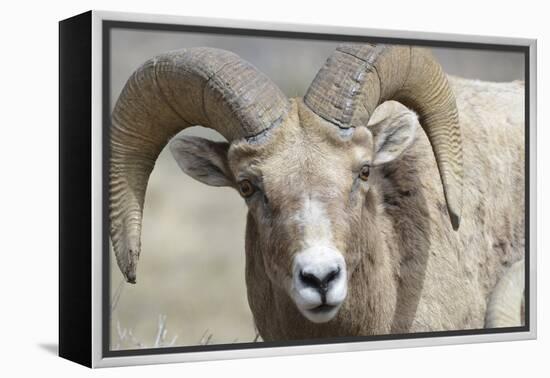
449, 210, 460, 231
114, 245, 139, 284
123, 266, 137, 284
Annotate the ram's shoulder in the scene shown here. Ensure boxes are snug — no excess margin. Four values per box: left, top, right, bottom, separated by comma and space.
447, 74, 524, 94
447, 75, 524, 124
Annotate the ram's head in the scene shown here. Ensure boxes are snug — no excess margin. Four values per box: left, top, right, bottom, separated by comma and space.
110, 44, 463, 323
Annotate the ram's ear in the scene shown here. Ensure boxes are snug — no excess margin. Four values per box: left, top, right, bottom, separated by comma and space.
169, 135, 234, 187
370, 111, 418, 166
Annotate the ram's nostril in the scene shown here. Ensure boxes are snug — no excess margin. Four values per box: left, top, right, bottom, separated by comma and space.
324, 266, 341, 285
299, 271, 322, 289
299, 266, 341, 294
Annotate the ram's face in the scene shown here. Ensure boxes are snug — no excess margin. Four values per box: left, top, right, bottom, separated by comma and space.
229, 102, 377, 322
170, 100, 418, 323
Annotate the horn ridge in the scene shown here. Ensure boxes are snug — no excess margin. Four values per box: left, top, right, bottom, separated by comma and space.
110, 47, 289, 282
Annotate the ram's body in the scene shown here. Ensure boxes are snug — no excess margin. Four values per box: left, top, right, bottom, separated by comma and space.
246, 77, 525, 339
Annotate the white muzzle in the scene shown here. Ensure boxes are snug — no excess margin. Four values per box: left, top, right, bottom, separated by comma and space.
290, 245, 347, 323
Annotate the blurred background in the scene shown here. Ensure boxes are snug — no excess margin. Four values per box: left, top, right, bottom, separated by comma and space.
109, 28, 524, 350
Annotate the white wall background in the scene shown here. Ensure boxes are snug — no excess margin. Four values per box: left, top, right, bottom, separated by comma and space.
0, 0, 546, 377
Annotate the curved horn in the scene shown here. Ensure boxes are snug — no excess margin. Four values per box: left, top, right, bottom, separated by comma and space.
304, 44, 463, 230
110, 48, 289, 283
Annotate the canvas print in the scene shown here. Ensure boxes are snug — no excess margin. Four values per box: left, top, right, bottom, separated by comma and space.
107, 27, 526, 352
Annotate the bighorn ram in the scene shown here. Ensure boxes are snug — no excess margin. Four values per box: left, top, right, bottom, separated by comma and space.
110, 44, 525, 339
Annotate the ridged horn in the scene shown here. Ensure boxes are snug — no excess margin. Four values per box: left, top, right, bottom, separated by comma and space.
110, 48, 289, 283
304, 44, 463, 229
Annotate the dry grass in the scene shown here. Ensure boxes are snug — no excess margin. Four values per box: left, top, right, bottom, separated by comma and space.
110, 277, 261, 350
112, 315, 262, 350
113, 315, 179, 350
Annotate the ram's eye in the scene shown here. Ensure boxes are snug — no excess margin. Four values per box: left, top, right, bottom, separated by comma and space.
359, 165, 370, 181
238, 180, 255, 198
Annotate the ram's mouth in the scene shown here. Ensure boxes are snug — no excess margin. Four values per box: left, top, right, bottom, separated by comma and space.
297, 302, 342, 323
309, 303, 337, 314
